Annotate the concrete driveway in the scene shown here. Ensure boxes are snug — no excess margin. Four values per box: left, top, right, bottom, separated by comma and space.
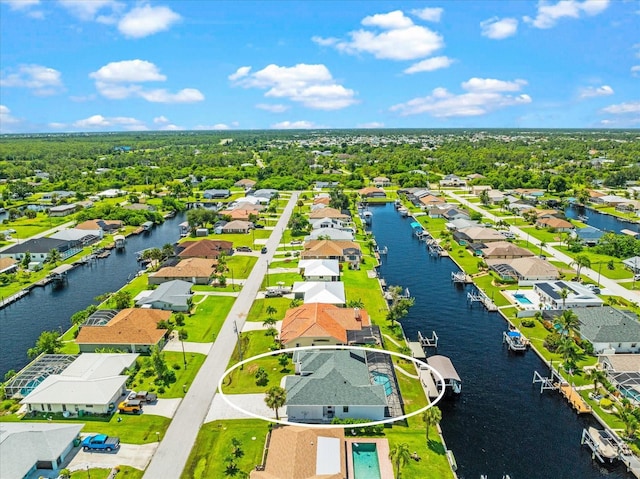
141, 398, 182, 418
66, 442, 158, 472
205, 393, 285, 422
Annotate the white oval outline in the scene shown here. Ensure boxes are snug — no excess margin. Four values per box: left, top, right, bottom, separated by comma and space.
217, 344, 445, 429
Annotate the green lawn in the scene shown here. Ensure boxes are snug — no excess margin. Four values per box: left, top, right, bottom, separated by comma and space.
519, 226, 565, 244
246, 297, 291, 322
342, 267, 388, 323
114, 466, 145, 479
180, 419, 269, 479
226, 255, 258, 278
3, 212, 72, 239
129, 352, 206, 397
186, 295, 236, 342
264, 271, 299, 289
71, 469, 111, 479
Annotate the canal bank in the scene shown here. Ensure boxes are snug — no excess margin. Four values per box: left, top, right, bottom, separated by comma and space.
371, 203, 632, 479
0, 213, 186, 378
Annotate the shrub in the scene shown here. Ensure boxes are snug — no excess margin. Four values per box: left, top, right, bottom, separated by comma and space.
542, 320, 554, 331
521, 319, 535, 328
543, 332, 563, 352
157, 386, 166, 394
172, 363, 181, 370
142, 368, 155, 378
600, 398, 613, 409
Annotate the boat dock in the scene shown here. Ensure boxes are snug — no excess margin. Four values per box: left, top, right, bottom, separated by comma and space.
532, 369, 592, 414
467, 291, 498, 312
417, 330, 439, 348
0, 289, 30, 308
451, 271, 472, 284
503, 330, 529, 352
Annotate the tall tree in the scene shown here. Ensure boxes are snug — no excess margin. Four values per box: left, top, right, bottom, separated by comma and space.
570, 254, 591, 281
422, 406, 442, 442
28, 330, 63, 358
264, 386, 286, 420
554, 310, 580, 338
389, 442, 411, 478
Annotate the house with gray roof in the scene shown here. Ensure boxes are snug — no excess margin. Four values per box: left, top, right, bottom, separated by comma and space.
622, 256, 640, 274
0, 237, 70, 263
572, 226, 605, 246
570, 307, 640, 354
202, 189, 230, 199
285, 350, 388, 422
134, 279, 193, 312
1, 422, 84, 479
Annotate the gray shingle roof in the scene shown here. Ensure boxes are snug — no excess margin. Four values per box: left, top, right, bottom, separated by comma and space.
575, 307, 640, 343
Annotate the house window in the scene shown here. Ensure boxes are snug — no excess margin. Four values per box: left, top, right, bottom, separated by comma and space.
632, 343, 637, 348
62, 404, 67, 412
47, 404, 51, 411
85, 405, 93, 408
41, 404, 45, 411
343, 406, 349, 413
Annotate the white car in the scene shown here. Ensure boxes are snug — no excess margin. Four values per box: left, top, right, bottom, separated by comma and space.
634, 274, 640, 281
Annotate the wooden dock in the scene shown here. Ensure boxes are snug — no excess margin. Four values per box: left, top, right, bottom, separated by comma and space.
0, 289, 30, 309
533, 370, 591, 414
467, 291, 498, 312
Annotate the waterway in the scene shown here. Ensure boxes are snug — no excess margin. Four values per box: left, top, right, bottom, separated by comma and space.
371, 203, 632, 479
0, 213, 185, 378
565, 204, 639, 235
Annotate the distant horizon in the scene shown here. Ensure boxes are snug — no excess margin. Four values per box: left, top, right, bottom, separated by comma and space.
1, 0, 638, 133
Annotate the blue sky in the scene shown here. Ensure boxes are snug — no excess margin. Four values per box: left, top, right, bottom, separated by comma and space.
1, 0, 638, 133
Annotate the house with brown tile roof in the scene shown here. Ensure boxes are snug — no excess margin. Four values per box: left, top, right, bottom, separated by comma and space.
75, 219, 123, 238
487, 257, 560, 281
250, 426, 346, 479
0, 257, 18, 274
234, 178, 257, 188
177, 239, 234, 259
535, 217, 574, 232
372, 176, 391, 187
453, 226, 505, 244
149, 257, 216, 285
280, 303, 373, 348
419, 194, 445, 208
480, 241, 535, 259
309, 207, 350, 220
220, 209, 255, 221
300, 240, 362, 267
313, 196, 331, 206
221, 220, 253, 233
358, 186, 386, 198
75, 308, 171, 353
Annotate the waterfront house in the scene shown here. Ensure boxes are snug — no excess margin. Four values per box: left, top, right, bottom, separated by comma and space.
48, 203, 78, 217
50, 228, 100, 247
372, 176, 391, 187
480, 241, 535, 260
202, 189, 230, 199
75, 308, 171, 353
221, 220, 253, 233
591, 194, 628, 207
177, 239, 234, 259
535, 217, 574, 232
292, 281, 346, 305
306, 228, 354, 241
0, 257, 18, 274
0, 423, 84, 479
566, 307, 640, 354
298, 259, 340, 281
309, 207, 350, 221
76, 219, 123, 237
487, 257, 560, 282
20, 353, 138, 415
310, 217, 347, 230
419, 194, 446, 209
285, 350, 388, 422
249, 426, 346, 479
453, 226, 505, 245
533, 281, 604, 309
149, 257, 216, 285
598, 354, 640, 402
301, 240, 362, 268
280, 303, 376, 348
0, 237, 70, 263
572, 226, 605, 246
220, 208, 254, 222
359, 186, 386, 198
134, 280, 193, 312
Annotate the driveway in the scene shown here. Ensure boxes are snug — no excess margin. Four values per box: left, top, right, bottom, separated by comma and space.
141, 398, 182, 418
163, 337, 213, 354
66, 442, 158, 472
205, 393, 285, 422
241, 320, 282, 333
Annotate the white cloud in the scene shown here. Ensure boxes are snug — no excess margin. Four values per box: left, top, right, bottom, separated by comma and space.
390, 77, 531, 117
362, 10, 413, 29
159, 123, 184, 131
90, 59, 166, 83
57, 0, 123, 21
228, 66, 251, 81
579, 85, 614, 98
312, 10, 444, 61
118, 4, 181, 38
357, 122, 385, 128
0, 105, 21, 128
256, 103, 289, 113
3, 0, 40, 10
1, 64, 64, 95
73, 114, 147, 130
524, 0, 610, 29
89, 59, 203, 103
153, 115, 170, 124
481, 17, 518, 39
48, 122, 67, 129
194, 123, 231, 130
631, 65, 640, 77
231, 63, 357, 110
600, 101, 640, 115
403, 56, 454, 74
410, 7, 443, 22
271, 120, 316, 129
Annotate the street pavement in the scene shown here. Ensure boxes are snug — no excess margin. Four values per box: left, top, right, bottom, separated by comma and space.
142, 192, 299, 479
445, 191, 639, 303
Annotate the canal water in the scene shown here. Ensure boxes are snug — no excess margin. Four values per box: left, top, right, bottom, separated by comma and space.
371, 203, 632, 479
0, 213, 185, 378
565, 204, 639, 235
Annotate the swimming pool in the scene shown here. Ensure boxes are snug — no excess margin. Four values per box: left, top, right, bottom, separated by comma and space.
371, 371, 393, 396
352, 442, 381, 479
513, 293, 533, 305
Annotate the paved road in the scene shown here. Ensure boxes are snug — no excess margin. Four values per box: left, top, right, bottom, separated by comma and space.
143, 192, 299, 479
0, 220, 75, 252
446, 191, 639, 303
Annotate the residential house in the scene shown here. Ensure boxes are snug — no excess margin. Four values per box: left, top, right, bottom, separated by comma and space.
42, 190, 75, 201
298, 259, 340, 281
20, 353, 138, 415
221, 220, 253, 233
0, 258, 18, 274
177, 239, 234, 259
1, 423, 84, 479
535, 217, 574, 232
445, 218, 480, 231
292, 281, 346, 305
220, 209, 255, 221
309, 217, 347, 230
48, 203, 78, 217
487, 257, 560, 282
439, 174, 466, 187
285, 350, 388, 422
592, 194, 628, 206
0, 237, 70, 262
565, 307, 640, 354
234, 178, 257, 189
418, 194, 446, 209
533, 281, 604, 309
615, 199, 640, 214
96, 189, 125, 198
306, 228, 354, 241
453, 227, 505, 245
372, 176, 391, 187
487, 189, 506, 204
134, 280, 193, 312
313, 196, 331, 206
622, 256, 640, 274
314, 181, 340, 189
301, 240, 362, 268
149, 257, 216, 285
480, 241, 535, 260
280, 303, 376, 348
471, 185, 492, 195
202, 189, 231, 199
251, 189, 279, 200
50, 228, 100, 247
124, 203, 155, 212
359, 186, 386, 198
76, 219, 123, 238
249, 426, 346, 479
75, 308, 171, 353
442, 207, 471, 221
573, 226, 605, 246
309, 207, 350, 221
599, 354, 640, 401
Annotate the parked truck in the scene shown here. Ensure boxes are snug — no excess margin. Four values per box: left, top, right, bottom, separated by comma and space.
118, 399, 143, 414
81, 434, 120, 452
129, 390, 158, 403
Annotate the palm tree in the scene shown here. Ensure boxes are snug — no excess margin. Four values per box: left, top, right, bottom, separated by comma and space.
422, 406, 442, 442
264, 386, 286, 420
587, 368, 607, 393
570, 254, 591, 281
559, 288, 569, 310
556, 337, 579, 372
554, 309, 579, 338
266, 305, 277, 318
389, 442, 411, 478
538, 241, 547, 257
262, 316, 277, 329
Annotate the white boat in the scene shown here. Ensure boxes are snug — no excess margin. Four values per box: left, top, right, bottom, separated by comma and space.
398, 207, 409, 217
503, 330, 528, 352
361, 211, 373, 225
585, 427, 619, 463
578, 215, 589, 222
